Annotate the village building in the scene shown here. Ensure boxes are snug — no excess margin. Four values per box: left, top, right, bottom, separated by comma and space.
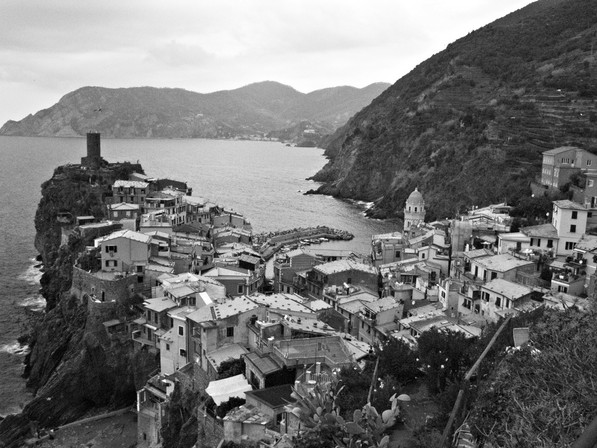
187, 296, 264, 379
473, 278, 534, 322
273, 248, 320, 294
144, 190, 187, 226
404, 188, 426, 231
371, 232, 405, 267
551, 200, 588, 256
302, 258, 378, 300
540, 146, 597, 189
95, 229, 152, 276
136, 374, 175, 448
212, 210, 251, 229
111, 180, 150, 206
568, 234, 597, 297
356, 296, 403, 344
107, 202, 140, 230
202, 265, 263, 296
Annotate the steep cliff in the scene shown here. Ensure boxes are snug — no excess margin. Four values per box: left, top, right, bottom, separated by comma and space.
311, 0, 597, 220
0, 164, 158, 447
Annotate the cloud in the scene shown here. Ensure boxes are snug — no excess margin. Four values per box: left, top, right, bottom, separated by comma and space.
0, 0, 536, 124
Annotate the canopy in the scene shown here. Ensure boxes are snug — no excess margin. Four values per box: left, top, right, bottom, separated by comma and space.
205, 374, 252, 405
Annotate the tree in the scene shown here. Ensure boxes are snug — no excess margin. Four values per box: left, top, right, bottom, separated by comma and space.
217, 358, 246, 379
417, 329, 477, 395
375, 338, 420, 386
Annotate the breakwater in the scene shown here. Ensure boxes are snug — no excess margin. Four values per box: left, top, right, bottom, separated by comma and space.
255, 226, 354, 260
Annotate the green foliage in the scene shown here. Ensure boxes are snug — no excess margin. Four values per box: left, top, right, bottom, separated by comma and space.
217, 358, 246, 379
289, 377, 400, 448
216, 396, 246, 419
509, 195, 554, 224
376, 338, 420, 385
417, 329, 477, 395
335, 367, 370, 418
161, 384, 200, 448
469, 307, 597, 447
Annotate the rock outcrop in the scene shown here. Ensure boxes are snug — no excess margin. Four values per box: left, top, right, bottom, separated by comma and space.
0, 163, 158, 448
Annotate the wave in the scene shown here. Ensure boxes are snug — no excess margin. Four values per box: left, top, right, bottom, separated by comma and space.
17, 258, 42, 286
17, 295, 46, 311
0, 342, 30, 356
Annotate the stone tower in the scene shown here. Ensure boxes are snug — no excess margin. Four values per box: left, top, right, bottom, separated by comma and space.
81, 132, 103, 168
404, 188, 426, 230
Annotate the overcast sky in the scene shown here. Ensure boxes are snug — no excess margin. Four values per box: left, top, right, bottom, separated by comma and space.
0, 0, 536, 126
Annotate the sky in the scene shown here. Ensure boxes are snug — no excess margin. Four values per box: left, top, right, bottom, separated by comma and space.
0, 0, 536, 126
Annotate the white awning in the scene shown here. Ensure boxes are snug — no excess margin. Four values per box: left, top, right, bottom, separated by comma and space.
205, 374, 252, 405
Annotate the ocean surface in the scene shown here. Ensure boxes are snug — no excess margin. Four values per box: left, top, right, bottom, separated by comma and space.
0, 135, 398, 416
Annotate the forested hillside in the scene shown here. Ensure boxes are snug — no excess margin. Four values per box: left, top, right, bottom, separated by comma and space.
311, 0, 597, 220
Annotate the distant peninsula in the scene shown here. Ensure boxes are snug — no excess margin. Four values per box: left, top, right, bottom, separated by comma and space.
0, 81, 390, 145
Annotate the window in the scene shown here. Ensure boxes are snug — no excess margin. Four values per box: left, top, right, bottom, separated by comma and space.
589, 179, 594, 187
105, 245, 117, 253
237, 284, 244, 294
588, 160, 593, 167
126, 211, 131, 217
495, 296, 501, 307
178, 326, 184, 336
491, 272, 498, 280
395, 250, 401, 258
572, 211, 578, 219
137, 265, 143, 273
166, 343, 170, 351
226, 327, 234, 337
565, 242, 576, 250
537, 239, 541, 247
482, 292, 489, 302
180, 349, 187, 357
113, 211, 119, 218
570, 225, 577, 233
421, 253, 426, 259
547, 239, 553, 248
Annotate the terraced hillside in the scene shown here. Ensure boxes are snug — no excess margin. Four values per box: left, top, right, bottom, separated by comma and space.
312, 0, 597, 220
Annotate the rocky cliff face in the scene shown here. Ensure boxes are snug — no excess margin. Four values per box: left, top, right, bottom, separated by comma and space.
0, 82, 390, 141
311, 0, 597, 220
0, 164, 158, 448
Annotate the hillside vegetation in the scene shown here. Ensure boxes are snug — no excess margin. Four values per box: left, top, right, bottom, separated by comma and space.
311, 0, 597, 219
0, 82, 389, 142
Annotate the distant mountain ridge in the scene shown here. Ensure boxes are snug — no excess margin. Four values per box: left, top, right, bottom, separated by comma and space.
0, 81, 390, 142
310, 0, 597, 220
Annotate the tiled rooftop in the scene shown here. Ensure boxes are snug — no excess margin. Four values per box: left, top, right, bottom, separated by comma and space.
113, 180, 149, 188
474, 254, 534, 272
481, 278, 532, 299
314, 259, 377, 276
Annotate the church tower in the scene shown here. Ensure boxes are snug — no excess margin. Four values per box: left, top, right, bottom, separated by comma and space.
404, 188, 426, 230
